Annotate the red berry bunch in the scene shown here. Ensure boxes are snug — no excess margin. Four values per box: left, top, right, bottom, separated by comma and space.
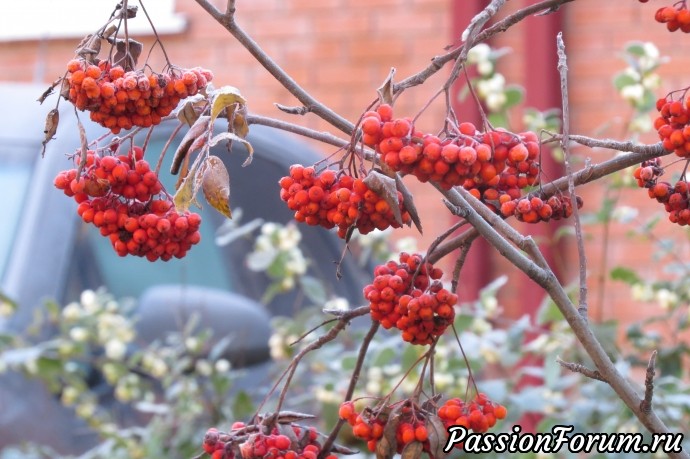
338, 400, 432, 455
202, 421, 337, 459
363, 252, 457, 345
499, 194, 583, 223
361, 105, 540, 205
64, 58, 213, 134
437, 394, 507, 450
54, 146, 202, 261
634, 159, 690, 226
653, 4, 690, 32
279, 165, 411, 239
654, 95, 690, 158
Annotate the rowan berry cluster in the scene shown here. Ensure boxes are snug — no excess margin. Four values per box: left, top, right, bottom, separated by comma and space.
279, 165, 411, 239
361, 104, 540, 207
634, 158, 690, 226
54, 146, 202, 261
652, 3, 690, 32
654, 95, 690, 157
202, 422, 337, 459
363, 252, 457, 345
64, 58, 213, 134
338, 400, 432, 455
437, 394, 507, 449
499, 194, 583, 223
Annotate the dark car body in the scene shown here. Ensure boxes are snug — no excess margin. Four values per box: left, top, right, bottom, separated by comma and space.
0, 83, 370, 454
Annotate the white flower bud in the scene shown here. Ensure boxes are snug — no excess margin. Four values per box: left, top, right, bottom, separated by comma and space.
486, 92, 507, 112
69, 327, 89, 342
105, 339, 127, 360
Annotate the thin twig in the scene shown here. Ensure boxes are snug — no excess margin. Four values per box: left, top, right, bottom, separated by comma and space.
245, 114, 350, 148
320, 320, 380, 458
557, 33, 588, 321
640, 350, 658, 414
556, 357, 607, 382
429, 140, 670, 264
193, 0, 354, 135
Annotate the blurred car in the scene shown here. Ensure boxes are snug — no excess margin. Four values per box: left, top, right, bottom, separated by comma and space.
0, 83, 371, 454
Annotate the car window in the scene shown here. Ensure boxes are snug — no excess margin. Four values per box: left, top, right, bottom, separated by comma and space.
58, 126, 372, 315
0, 142, 36, 281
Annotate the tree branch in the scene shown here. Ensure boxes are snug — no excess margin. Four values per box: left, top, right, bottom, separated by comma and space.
557, 33, 588, 321
193, 0, 354, 135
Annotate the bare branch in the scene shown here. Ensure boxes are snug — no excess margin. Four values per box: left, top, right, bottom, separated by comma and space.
557, 32, 588, 321
640, 350, 658, 414
557, 357, 607, 382
193, 0, 354, 135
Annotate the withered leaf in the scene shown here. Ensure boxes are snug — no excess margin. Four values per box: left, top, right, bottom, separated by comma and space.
376, 68, 396, 105
210, 86, 248, 123
425, 414, 448, 459
363, 170, 403, 226
173, 169, 201, 213
376, 404, 402, 459
329, 443, 359, 455
41, 109, 59, 157
109, 37, 143, 71
275, 411, 316, 423
209, 132, 254, 167
420, 394, 443, 413
395, 174, 423, 234
172, 94, 206, 126
232, 103, 250, 139
171, 115, 211, 174
202, 156, 232, 218
401, 441, 424, 459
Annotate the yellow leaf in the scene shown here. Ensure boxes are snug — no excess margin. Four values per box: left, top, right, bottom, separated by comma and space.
210, 86, 247, 123
202, 156, 232, 218
173, 172, 196, 213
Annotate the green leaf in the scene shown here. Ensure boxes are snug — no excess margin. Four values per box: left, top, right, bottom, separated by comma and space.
299, 276, 327, 305
610, 266, 641, 285
401, 345, 421, 371
536, 298, 562, 325
503, 85, 524, 108
453, 313, 474, 332
657, 347, 684, 378
232, 390, 255, 419
613, 73, 638, 91
591, 320, 619, 356
488, 112, 508, 129
625, 41, 646, 57
373, 347, 396, 367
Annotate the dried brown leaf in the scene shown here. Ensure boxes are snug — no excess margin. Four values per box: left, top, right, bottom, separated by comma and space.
395, 174, 422, 234
173, 94, 206, 126
209, 132, 254, 167
376, 68, 396, 105
202, 156, 232, 218
232, 103, 250, 139
401, 441, 424, 459
376, 404, 402, 459
171, 116, 211, 174
275, 411, 316, 423
425, 415, 448, 459
363, 170, 402, 226
173, 171, 198, 213
41, 109, 59, 157
109, 38, 143, 71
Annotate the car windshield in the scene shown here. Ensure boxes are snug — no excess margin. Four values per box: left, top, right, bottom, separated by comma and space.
0, 142, 36, 281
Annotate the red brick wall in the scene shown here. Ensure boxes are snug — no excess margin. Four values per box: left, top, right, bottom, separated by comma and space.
1, 1, 687, 334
